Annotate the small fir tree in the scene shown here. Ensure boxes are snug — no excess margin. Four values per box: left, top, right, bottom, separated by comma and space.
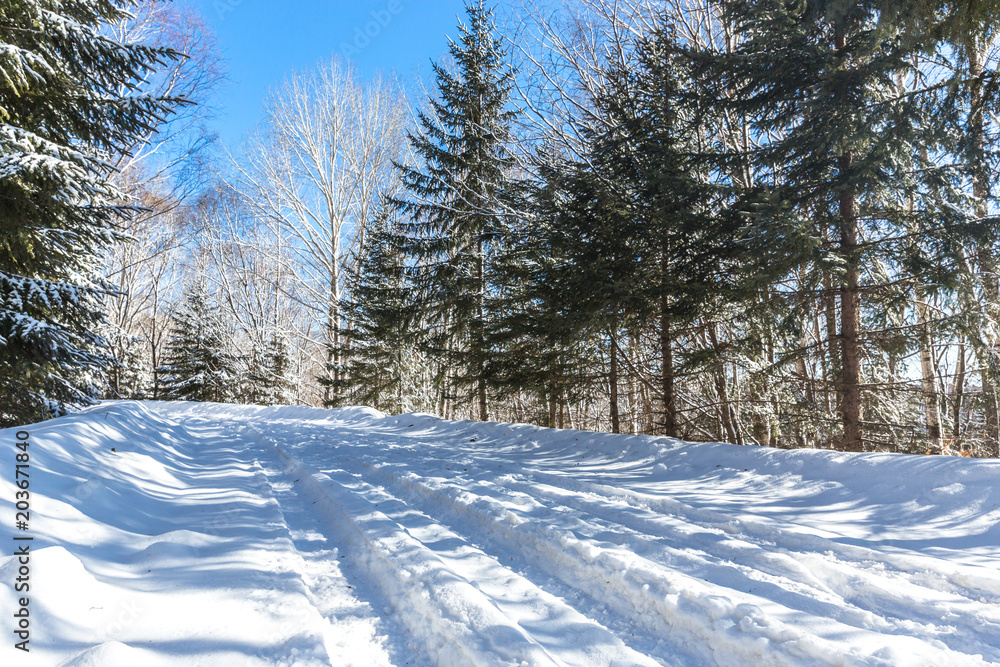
158, 279, 237, 403
339, 209, 423, 414
507, 31, 734, 437
251, 331, 293, 406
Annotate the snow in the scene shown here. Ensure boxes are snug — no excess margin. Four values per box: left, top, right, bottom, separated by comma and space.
1, 401, 999, 666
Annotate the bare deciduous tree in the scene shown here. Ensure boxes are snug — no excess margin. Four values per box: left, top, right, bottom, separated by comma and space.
102, 0, 224, 398
230, 59, 410, 404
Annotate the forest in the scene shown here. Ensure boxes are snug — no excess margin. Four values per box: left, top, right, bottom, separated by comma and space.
3, 0, 1000, 456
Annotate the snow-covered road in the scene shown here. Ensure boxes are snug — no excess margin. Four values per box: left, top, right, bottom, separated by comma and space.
2, 401, 999, 666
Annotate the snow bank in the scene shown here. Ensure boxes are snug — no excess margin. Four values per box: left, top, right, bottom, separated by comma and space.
1, 400, 997, 666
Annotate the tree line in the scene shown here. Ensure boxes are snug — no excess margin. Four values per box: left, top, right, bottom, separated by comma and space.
4, 0, 1000, 457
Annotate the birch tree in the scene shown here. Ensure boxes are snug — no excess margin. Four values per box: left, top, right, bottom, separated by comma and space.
101, 0, 223, 398
232, 59, 409, 405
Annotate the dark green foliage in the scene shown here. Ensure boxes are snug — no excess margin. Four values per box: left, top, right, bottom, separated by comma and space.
486, 155, 601, 421
158, 279, 237, 403
0, 0, 183, 425
588, 32, 735, 323
341, 210, 422, 414
392, 0, 515, 421
245, 332, 293, 406
501, 29, 737, 435
687, 0, 967, 449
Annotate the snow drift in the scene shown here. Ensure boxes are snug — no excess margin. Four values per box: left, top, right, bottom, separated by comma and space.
1, 401, 998, 666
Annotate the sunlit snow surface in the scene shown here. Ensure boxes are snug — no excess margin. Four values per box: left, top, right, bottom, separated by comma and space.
2, 400, 999, 666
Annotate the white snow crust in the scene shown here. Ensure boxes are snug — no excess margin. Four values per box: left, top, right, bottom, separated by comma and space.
1, 400, 998, 666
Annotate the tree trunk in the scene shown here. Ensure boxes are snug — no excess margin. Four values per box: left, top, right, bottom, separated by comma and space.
731, 361, 745, 446
660, 308, 678, 438
839, 151, 863, 452
968, 45, 1000, 454
796, 351, 813, 448
627, 346, 637, 434
325, 254, 341, 406
833, 26, 863, 452
437, 369, 448, 418
609, 333, 621, 434
396, 348, 403, 413
548, 386, 558, 428
476, 245, 489, 422
477, 363, 489, 421
660, 242, 679, 437
916, 290, 943, 450
150, 288, 163, 400
752, 413, 771, 448
953, 340, 966, 442
823, 270, 839, 423
708, 324, 737, 443
908, 140, 943, 452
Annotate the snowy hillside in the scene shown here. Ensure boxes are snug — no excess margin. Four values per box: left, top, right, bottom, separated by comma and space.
2, 402, 999, 666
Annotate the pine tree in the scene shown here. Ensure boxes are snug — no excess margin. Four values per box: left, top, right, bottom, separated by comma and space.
342, 211, 423, 414
103, 323, 150, 399
516, 31, 734, 437
158, 279, 237, 403
695, 0, 957, 450
392, 0, 515, 421
487, 152, 600, 428
0, 1, 182, 425
244, 331, 292, 406
262, 331, 293, 405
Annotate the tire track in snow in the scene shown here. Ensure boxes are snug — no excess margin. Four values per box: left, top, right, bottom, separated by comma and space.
350, 458, 997, 667
339, 433, 1000, 629
253, 432, 664, 667
517, 469, 1000, 604
238, 415, 1000, 666
247, 452, 407, 665
494, 474, 1000, 660
330, 432, 1000, 658
273, 417, 1000, 613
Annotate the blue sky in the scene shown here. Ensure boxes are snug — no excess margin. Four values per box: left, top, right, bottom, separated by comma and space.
192, 0, 469, 147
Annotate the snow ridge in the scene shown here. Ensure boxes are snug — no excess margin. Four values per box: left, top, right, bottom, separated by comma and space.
255, 427, 659, 667
2, 400, 998, 666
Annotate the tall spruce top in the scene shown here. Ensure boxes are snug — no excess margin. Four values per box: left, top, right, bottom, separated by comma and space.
393, 0, 514, 237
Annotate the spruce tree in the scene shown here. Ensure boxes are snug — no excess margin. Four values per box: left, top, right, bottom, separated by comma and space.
695, 0, 954, 450
342, 211, 422, 414
262, 332, 293, 405
104, 324, 150, 399
0, 1, 182, 425
392, 0, 515, 421
518, 31, 733, 437
244, 331, 293, 406
487, 153, 598, 428
158, 279, 237, 403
